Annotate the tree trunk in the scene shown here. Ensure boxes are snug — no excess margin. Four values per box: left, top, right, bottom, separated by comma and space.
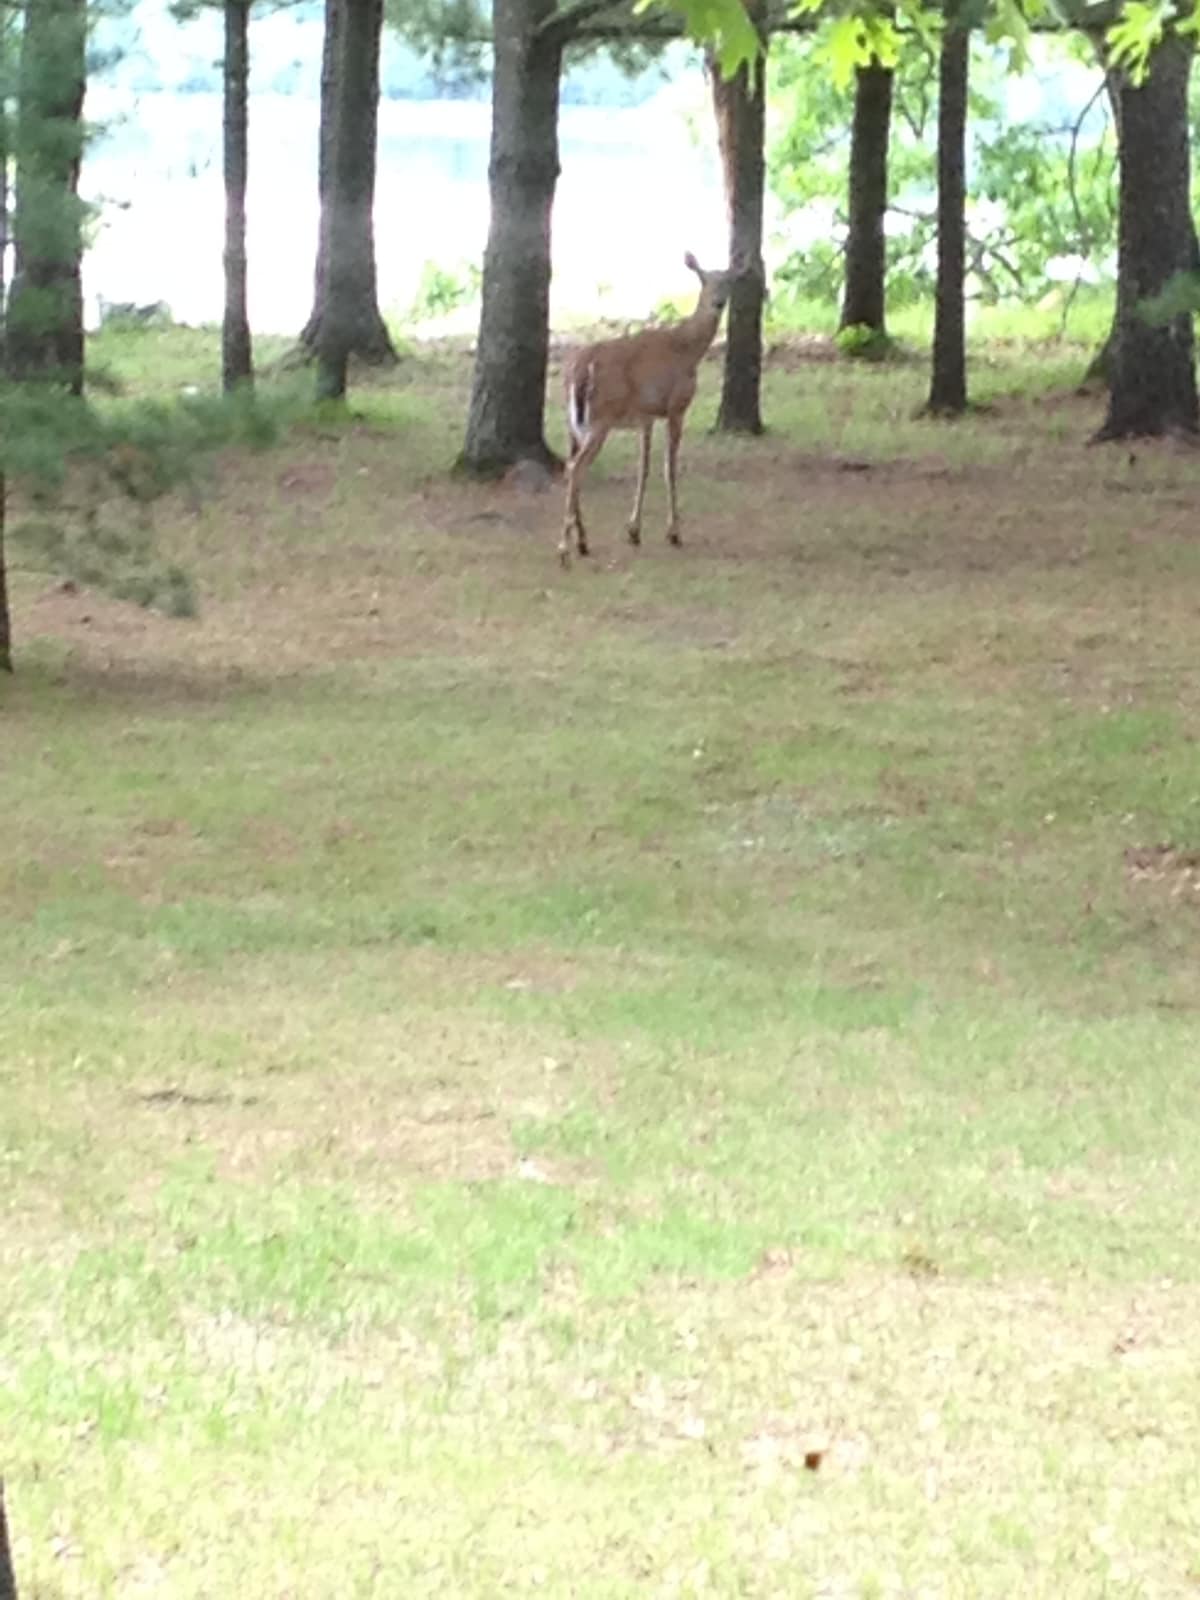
0, 480, 10, 675
709, 27, 767, 436
1095, 32, 1197, 440
840, 56, 893, 334
7, 0, 86, 394
0, 1478, 17, 1599
301, 0, 339, 349
0, 29, 8, 335
223, 0, 253, 392
1078, 58, 1121, 389
0, 69, 9, 675
926, 5, 969, 415
305, 0, 396, 371
458, 0, 562, 476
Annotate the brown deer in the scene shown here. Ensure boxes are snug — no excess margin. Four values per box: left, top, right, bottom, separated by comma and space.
560, 252, 742, 566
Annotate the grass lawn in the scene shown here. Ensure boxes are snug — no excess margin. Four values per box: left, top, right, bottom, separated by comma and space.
4, 325, 1200, 1597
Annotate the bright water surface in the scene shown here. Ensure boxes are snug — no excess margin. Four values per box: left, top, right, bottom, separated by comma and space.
82, 88, 726, 334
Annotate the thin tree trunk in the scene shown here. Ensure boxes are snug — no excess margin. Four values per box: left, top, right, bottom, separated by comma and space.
0, 57, 10, 674
0, 33, 8, 338
840, 55, 893, 334
0, 1478, 17, 1599
1095, 31, 1197, 439
7, 0, 86, 394
710, 23, 766, 435
458, 0, 562, 475
222, 0, 253, 392
301, 0, 339, 349
0, 480, 10, 675
926, 4, 969, 415
305, 0, 395, 370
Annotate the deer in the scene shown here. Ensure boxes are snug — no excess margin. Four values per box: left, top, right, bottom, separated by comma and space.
560, 251, 742, 567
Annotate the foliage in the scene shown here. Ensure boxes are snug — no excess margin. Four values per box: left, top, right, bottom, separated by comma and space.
407, 257, 482, 322
1139, 267, 1200, 324
767, 29, 1117, 314
653, 0, 1195, 86
3, 383, 283, 618
639, 0, 759, 73
835, 320, 895, 359
1103, 0, 1178, 82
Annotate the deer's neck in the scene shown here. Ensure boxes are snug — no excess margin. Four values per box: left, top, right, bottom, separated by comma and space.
675, 297, 723, 360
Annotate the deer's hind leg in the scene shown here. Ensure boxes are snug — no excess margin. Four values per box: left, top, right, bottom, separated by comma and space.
561, 426, 608, 566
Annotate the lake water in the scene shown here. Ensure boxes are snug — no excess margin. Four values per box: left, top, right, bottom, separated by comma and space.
82, 87, 727, 335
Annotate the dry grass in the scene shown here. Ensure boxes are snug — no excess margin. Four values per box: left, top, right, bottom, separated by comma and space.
5, 340, 1200, 1596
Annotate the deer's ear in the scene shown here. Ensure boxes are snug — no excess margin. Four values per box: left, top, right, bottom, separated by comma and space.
683, 251, 703, 277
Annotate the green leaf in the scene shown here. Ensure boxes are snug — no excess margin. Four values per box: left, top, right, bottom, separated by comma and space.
812, 13, 900, 90
893, 0, 940, 53
824, 15, 867, 87
1105, 0, 1171, 83
985, 0, 1034, 71
642, 0, 761, 72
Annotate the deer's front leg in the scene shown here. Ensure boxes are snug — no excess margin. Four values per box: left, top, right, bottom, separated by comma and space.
664, 412, 685, 546
627, 420, 653, 546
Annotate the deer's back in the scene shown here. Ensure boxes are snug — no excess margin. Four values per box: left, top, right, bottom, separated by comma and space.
564, 326, 706, 427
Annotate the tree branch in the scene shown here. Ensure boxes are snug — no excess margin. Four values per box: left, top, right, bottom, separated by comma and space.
545, 0, 812, 42
539, 0, 629, 42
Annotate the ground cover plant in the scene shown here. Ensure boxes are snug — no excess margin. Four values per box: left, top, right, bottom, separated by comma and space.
4, 324, 1200, 1597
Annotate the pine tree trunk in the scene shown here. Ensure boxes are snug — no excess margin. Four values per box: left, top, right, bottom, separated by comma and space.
305, 0, 396, 370
7, 0, 86, 394
1095, 32, 1197, 440
458, 0, 562, 476
710, 30, 766, 436
840, 57, 893, 334
926, 5, 969, 416
223, 0, 253, 392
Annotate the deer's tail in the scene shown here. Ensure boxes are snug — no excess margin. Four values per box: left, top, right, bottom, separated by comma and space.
567, 361, 594, 453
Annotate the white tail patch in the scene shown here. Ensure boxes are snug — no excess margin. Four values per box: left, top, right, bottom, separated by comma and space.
568, 361, 594, 447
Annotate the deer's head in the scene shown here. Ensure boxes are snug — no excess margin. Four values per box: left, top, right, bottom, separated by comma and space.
684, 250, 752, 315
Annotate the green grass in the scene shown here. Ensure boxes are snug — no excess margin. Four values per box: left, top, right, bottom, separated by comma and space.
767, 288, 1113, 354
5, 325, 1200, 1596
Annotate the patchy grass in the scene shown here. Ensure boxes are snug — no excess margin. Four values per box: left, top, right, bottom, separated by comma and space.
5, 331, 1200, 1597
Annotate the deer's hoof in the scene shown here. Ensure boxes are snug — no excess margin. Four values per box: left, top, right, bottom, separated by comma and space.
627, 525, 642, 548
667, 529, 682, 548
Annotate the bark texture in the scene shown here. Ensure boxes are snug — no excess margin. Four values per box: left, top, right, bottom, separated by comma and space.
0, 85, 8, 673
840, 58, 893, 335
1096, 32, 1197, 439
926, 7, 969, 415
458, 0, 563, 475
223, 0, 253, 392
0, 480, 10, 675
304, 0, 396, 370
0, 1479, 16, 1600
710, 30, 767, 435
